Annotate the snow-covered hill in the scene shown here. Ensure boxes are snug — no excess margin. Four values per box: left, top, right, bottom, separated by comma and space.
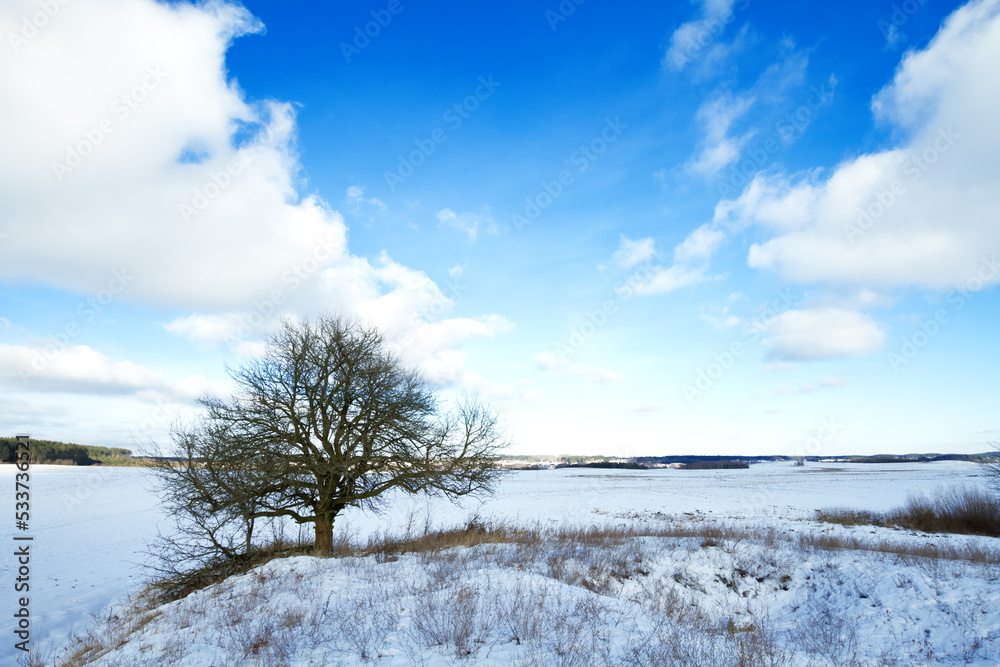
5, 461, 999, 665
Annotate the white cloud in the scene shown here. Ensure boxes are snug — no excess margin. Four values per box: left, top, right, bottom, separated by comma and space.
717, 0, 1000, 291
761, 308, 885, 361
436, 208, 498, 242
674, 224, 726, 263
611, 235, 657, 269
664, 0, 739, 71
687, 94, 756, 177
0, 342, 219, 400
0, 0, 513, 401
533, 353, 623, 385
630, 266, 707, 296
0, 0, 357, 309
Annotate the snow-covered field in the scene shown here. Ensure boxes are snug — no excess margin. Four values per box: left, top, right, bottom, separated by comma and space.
2, 461, 998, 665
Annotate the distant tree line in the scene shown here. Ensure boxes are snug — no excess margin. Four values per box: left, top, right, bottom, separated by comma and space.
557, 461, 648, 470
682, 460, 749, 470
0, 437, 132, 465
636, 455, 769, 466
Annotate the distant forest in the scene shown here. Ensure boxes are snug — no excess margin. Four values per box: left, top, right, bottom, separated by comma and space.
1, 437, 133, 465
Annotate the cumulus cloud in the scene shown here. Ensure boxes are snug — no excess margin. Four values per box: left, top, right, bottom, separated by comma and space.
0, 0, 513, 399
0, 0, 353, 309
715, 0, 1000, 291
761, 308, 885, 361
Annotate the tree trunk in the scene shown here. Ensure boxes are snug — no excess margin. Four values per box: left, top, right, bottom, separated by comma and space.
313, 515, 333, 556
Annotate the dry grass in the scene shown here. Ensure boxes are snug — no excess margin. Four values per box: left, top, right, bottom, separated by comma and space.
146, 509, 999, 614
818, 485, 1000, 538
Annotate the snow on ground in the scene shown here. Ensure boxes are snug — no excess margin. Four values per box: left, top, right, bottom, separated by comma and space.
1, 461, 997, 665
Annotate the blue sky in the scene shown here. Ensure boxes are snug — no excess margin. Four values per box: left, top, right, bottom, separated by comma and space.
1, 0, 998, 456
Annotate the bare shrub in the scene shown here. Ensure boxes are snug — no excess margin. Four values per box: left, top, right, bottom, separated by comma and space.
791, 599, 862, 667
525, 592, 594, 667
337, 583, 400, 661
623, 622, 720, 667
411, 585, 492, 658
494, 581, 547, 646
722, 613, 790, 667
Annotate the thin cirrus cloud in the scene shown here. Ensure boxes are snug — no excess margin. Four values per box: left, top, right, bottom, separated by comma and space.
664, 0, 744, 72
435, 208, 500, 242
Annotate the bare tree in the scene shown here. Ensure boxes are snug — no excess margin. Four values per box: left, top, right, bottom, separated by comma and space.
155, 314, 508, 558
146, 418, 281, 580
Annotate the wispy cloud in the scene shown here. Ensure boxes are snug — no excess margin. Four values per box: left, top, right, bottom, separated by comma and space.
436, 208, 499, 242
611, 235, 657, 269
665, 0, 744, 72
533, 352, 623, 385
687, 94, 756, 177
